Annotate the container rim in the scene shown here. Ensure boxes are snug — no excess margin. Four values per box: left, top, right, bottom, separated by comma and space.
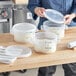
12, 23, 36, 33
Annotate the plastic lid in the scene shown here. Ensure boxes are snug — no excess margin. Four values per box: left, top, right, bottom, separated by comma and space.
44, 9, 64, 24
5, 45, 32, 58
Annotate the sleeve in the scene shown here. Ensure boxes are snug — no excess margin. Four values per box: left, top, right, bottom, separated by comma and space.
72, 0, 76, 22
27, 0, 41, 20
72, 0, 76, 14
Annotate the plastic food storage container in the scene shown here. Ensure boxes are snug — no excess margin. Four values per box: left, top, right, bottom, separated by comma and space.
11, 23, 36, 44
34, 32, 57, 53
43, 21, 65, 41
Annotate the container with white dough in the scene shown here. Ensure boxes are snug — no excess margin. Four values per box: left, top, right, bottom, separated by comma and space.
34, 32, 57, 53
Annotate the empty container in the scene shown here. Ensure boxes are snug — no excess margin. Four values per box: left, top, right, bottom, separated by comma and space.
43, 9, 66, 41
43, 21, 65, 41
11, 23, 36, 44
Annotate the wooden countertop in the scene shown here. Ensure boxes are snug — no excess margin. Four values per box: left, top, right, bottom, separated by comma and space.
0, 27, 76, 72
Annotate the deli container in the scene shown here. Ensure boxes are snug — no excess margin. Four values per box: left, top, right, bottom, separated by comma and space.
11, 23, 36, 44
34, 32, 57, 53
43, 21, 65, 41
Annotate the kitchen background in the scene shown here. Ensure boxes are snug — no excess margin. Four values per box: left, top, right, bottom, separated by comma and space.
0, 0, 64, 76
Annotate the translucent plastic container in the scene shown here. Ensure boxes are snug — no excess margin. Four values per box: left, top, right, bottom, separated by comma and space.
11, 23, 36, 43
43, 21, 65, 40
34, 32, 57, 53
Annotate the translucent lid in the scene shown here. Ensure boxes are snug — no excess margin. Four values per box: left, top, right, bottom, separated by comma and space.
44, 9, 64, 24
5, 45, 32, 58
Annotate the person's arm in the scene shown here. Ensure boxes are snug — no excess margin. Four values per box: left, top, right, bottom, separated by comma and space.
64, 13, 76, 25
64, 0, 76, 24
27, 0, 42, 20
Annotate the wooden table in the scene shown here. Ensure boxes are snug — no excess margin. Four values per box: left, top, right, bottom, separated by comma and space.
0, 27, 76, 72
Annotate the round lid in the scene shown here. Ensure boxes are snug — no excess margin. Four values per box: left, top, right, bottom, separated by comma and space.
12, 23, 36, 32
44, 9, 64, 24
5, 45, 32, 58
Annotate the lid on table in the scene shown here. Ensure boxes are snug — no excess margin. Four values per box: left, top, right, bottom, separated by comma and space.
5, 45, 32, 58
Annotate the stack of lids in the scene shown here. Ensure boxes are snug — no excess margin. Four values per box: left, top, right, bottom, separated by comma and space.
0, 45, 32, 64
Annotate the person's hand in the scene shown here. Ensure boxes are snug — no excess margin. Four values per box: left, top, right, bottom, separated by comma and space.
34, 7, 45, 17
64, 13, 76, 25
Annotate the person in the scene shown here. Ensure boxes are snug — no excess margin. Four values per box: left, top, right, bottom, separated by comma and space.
27, 0, 76, 30
27, 0, 76, 76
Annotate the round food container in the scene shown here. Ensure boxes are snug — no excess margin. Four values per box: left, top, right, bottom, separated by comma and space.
11, 23, 36, 43
43, 21, 65, 41
34, 32, 57, 53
